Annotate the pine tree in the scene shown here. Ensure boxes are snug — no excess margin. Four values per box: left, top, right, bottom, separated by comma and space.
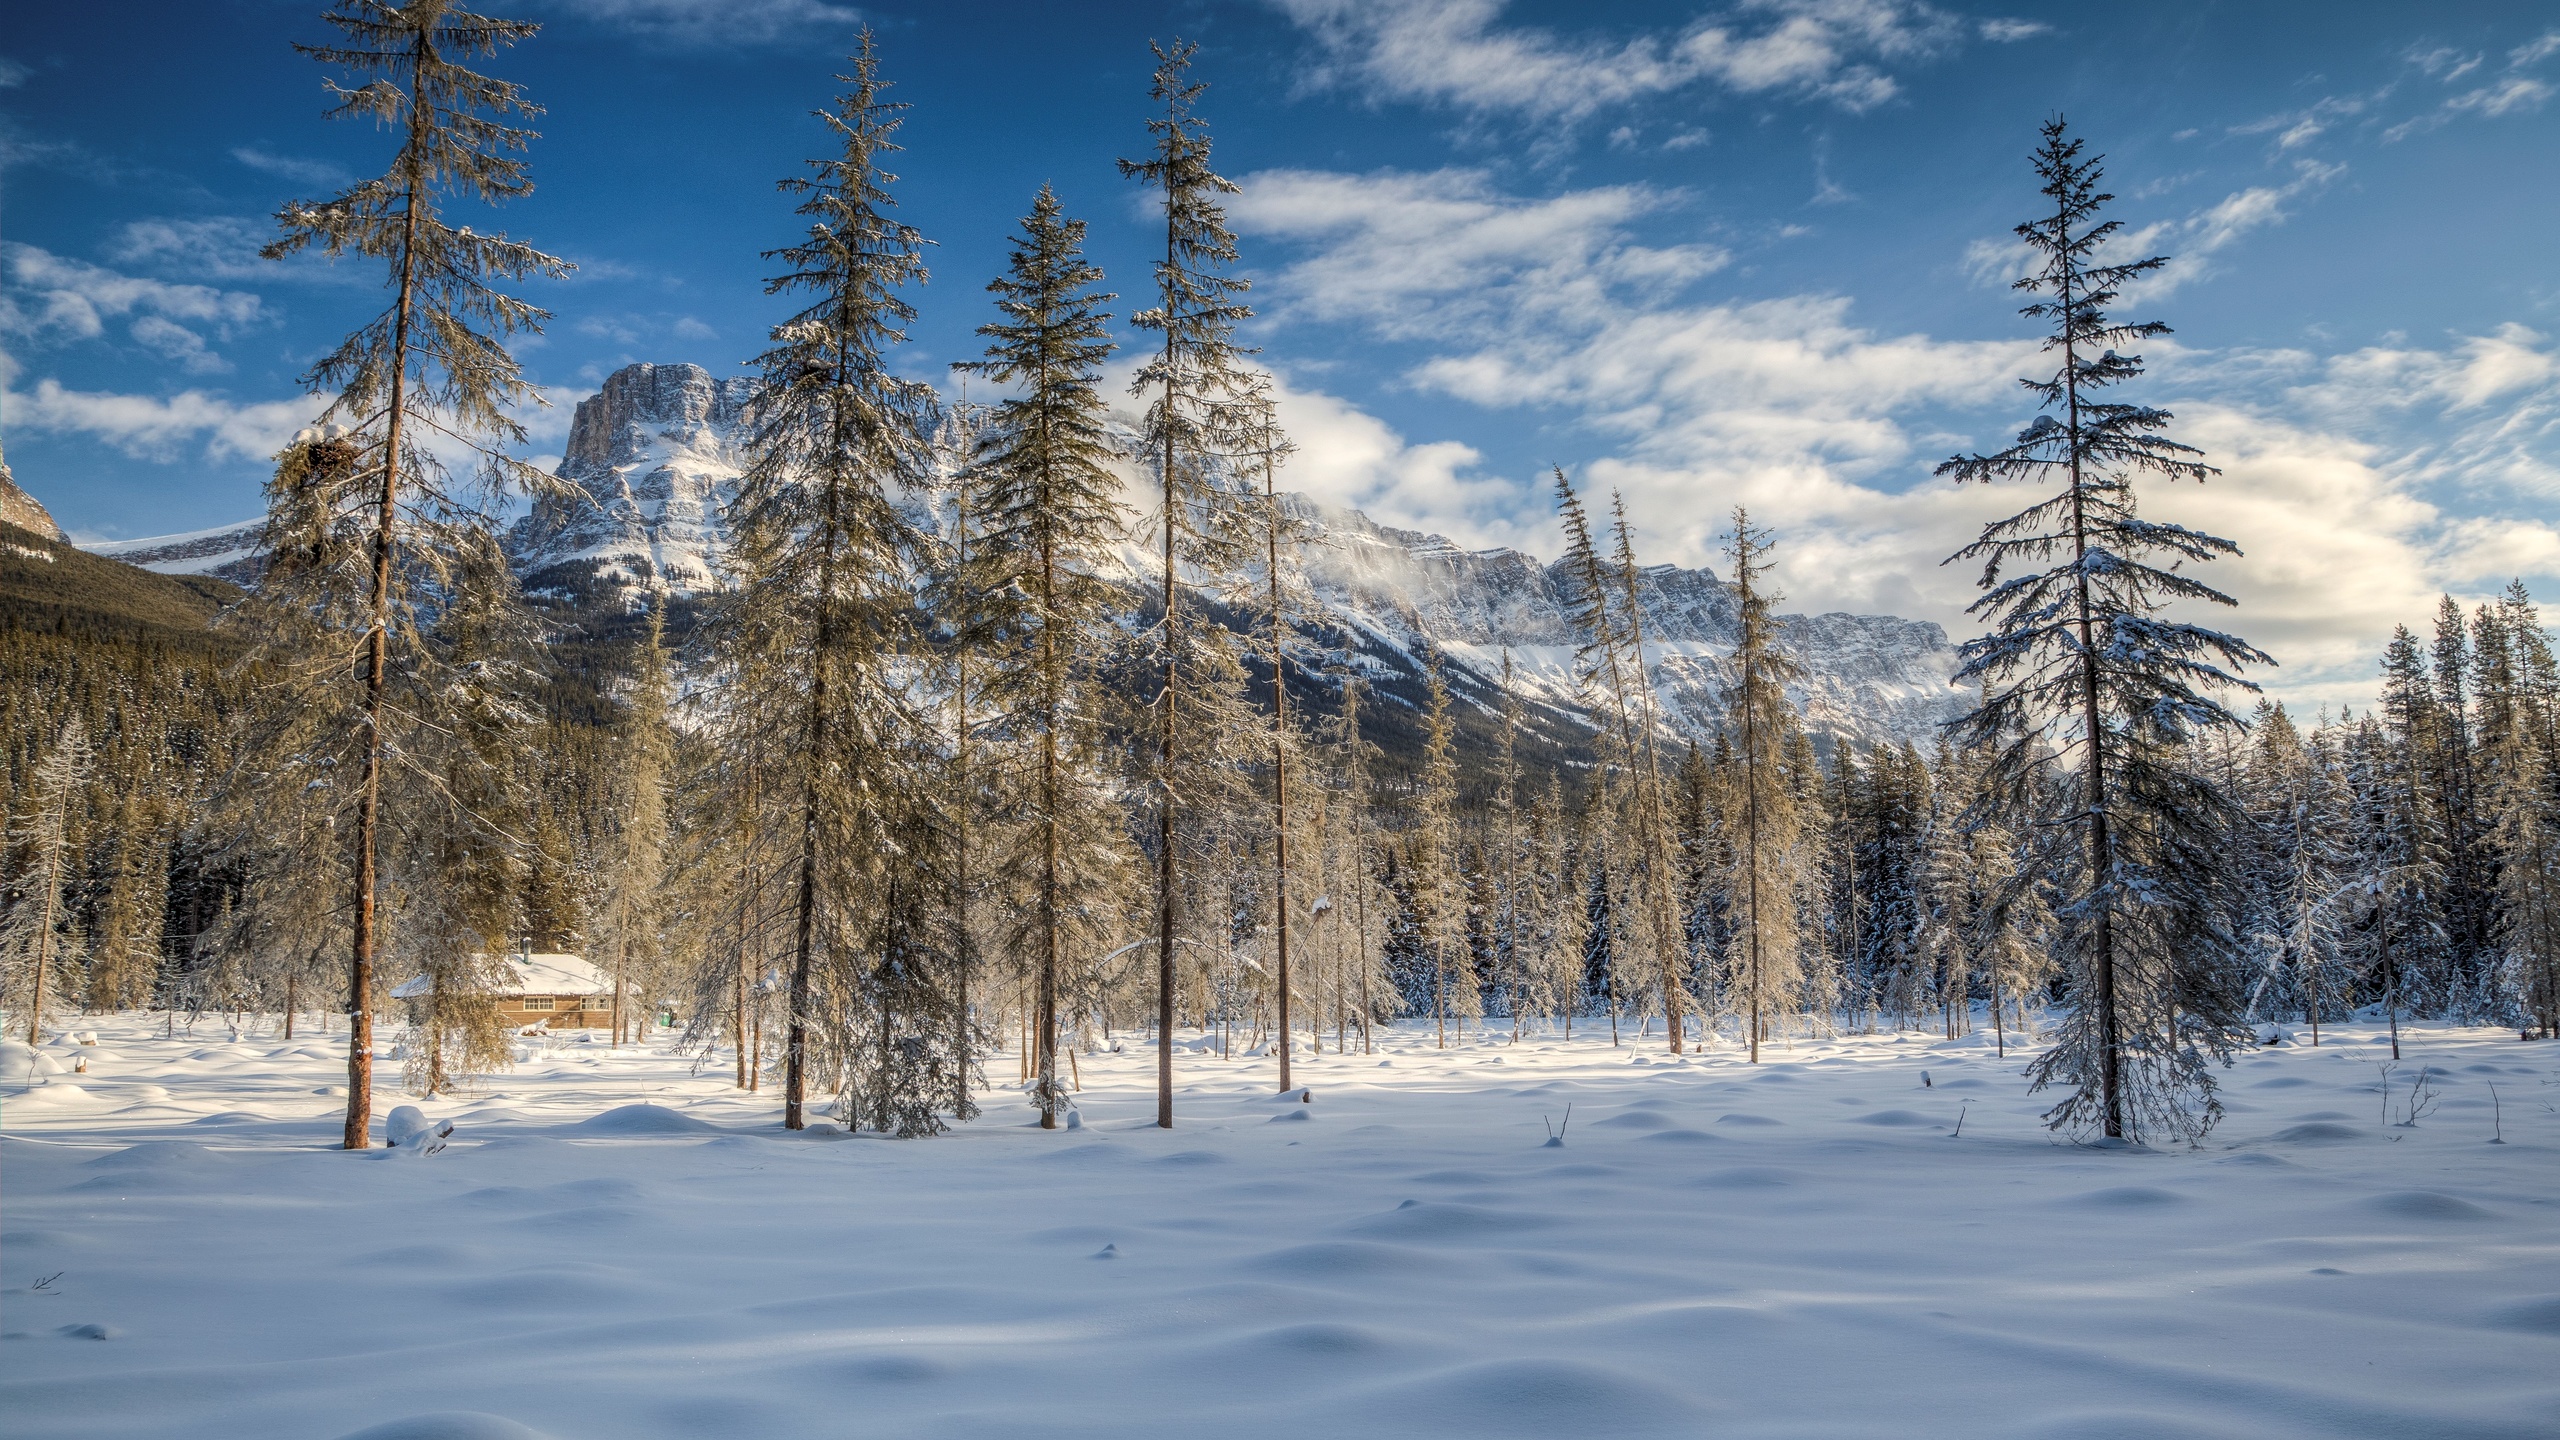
592, 608, 675, 1048
1717, 510, 1814, 1060
254, 1, 568, 1147
3, 719, 88, 1044
2478, 584, 2560, 1036
960, 185, 1132, 1128
1607, 497, 1693, 1051
722, 31, 936, 1131
1938, 118, 2269, 1143
1412, 655, 1467, 1046
1121, 38, 1258, 1125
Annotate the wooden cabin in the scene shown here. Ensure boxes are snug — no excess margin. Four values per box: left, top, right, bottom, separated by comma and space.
391, 952, 617, 1031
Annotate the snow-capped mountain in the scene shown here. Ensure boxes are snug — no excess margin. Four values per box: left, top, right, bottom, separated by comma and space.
510, 362, 753, 594
82, 361, 1968, 750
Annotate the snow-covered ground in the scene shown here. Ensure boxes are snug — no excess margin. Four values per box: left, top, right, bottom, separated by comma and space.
5, 1015, 2556, 1440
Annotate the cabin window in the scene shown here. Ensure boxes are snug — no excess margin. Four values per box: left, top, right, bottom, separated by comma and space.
521, 996, 556, 1011
584, 996, 612, 1011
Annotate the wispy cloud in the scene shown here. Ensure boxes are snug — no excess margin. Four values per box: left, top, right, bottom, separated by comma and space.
1960, 160, 2344, 302
531, 0, 864, 48
231, 145, 354, 190
2386, 29, 2560, 141
1272, 0, 1963, 124
1233, 167, 1728, 343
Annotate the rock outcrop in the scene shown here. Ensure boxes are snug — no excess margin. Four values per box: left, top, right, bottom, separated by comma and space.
0, 441, 68, 542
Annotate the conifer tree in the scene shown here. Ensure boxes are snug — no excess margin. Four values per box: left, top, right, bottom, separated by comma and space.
1717, 510, 1814, 1061
1120, 39, 1258, 1125
592, 608, 675, 1048
3, 719, 88, 1044
722, 31, 936, 1130
252, 0, 566, 1144
960, 185, 1131, 1128
1412, 655, 1468, 1046
1607, 497, 1693, 1050
1938, 118, 2269, 1142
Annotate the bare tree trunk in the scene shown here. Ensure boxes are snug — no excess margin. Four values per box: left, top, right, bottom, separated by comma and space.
343, 105, 428, 1150
1268, 456, 1293, 1093
1154, 281, 1179, 1132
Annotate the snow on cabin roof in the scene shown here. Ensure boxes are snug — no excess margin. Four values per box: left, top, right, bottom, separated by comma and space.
389, 953, 610, 1000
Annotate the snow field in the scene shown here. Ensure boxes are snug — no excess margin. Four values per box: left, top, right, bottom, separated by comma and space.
4, 1017, 2557, 1440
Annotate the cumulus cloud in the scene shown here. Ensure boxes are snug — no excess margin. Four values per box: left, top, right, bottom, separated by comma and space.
1, 243, 266, 373
1272, 0, 1962, 122
3, 377, 317, 463
1238, 164, 2559, 710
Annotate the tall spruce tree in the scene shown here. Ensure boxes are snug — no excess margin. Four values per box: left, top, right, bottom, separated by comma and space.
1607, 497, 1693, 1050
1121, 39, 1257, 1125
960, 185, 1131, 1129
1938, 118, 2269, 1143
3, 719, 88, 1044
256, 2, 567, 1146
1718, 510, 1814, 1061
723, 31, 937, 1131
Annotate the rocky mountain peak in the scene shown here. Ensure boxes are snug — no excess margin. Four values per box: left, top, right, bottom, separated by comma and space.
511, 361, 754, 595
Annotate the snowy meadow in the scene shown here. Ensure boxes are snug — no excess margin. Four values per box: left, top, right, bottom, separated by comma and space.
5, 1019, 2557, 1440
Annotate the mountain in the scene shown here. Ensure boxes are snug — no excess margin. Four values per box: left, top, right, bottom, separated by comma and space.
510, 361, 753, 597
75, 360, 1969, 753
80, 520, 268, 587
0, 441, 68, 542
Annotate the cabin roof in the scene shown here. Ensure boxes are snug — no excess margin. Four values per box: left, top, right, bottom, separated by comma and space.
389, 953, 610, 1000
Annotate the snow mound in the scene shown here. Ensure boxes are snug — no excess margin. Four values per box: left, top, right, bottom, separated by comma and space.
2069, 1186, 2190, 1208
2, 1041, 66, 1083
1345, 1201, 1548, 1241
1715, 1112, 1783, 1126
1695, 1166, 1800, 1189
87, 1140, 226, 1170
1591, 1108, 1673, 1129
2487, 1296, 2560, 1333
1359, 1358, 1709, 1438
1243, 1240, 1452, 1280
1852, 1109, 1935, 1126
331, 1415, 557, 1440
2269, 1122, 2363, 1143
572, 1103, 721, 1135
2363, 1190, 2493, 1222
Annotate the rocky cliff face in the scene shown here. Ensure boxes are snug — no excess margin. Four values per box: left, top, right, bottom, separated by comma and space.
0, 441, 68, 542
509, 361, 753, 595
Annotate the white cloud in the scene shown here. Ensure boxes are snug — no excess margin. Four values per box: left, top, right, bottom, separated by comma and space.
1978, 19, 2045, 43
1272, 0, 1960, 122
534, 0, 863, 47
0, 55, 30, 88
129, 315, 231, 374
230, 145, 353, 190
109, 217, 277, 282
2386, 28, 2560, 140
1233, 167, 1726, 341
1240, 165, 2560, 712
3, 378, 317, 463
1, 243, 266, 374
1960, 160, 2343, 304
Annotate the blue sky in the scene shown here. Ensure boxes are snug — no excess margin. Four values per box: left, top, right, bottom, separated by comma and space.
5, 0, 2557, 709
